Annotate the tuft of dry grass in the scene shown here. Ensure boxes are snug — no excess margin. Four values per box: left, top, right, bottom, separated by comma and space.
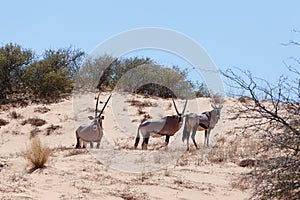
23, 136, 52, 173
45, 124, 62, 135
30, 128, 41, 139
9, 110, 23, 119
208, 142, 238, 163
137, 108, 147, 115
0, 118, 9, 126
142, 114, 151, 121
34, 106, 50, 114
231, 173, 254, 191
21, 117, 46, 126
238, 158, 256, 167
126, 99, 158, 108
64, 149, 88, 157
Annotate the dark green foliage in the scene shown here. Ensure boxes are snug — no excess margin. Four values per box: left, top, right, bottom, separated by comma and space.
135, 83, 176, 98
97, 56, 154, 90
23, 47, 84, 99
0, 44, 85, 104
78, 56, 195, 98
0, 42, 208, 104
0, 43, 34, 101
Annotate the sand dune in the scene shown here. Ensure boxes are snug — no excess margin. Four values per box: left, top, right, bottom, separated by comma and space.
0, 93, 251, 199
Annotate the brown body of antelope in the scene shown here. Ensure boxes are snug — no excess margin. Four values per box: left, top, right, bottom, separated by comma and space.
75, 93, 111, 149
134, 98, 188, 150
182, 104, 223, 150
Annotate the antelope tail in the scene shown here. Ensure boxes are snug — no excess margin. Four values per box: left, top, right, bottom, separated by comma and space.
75, 131, 81, 148
182, 116, 189, 142
134, 126, 141, 148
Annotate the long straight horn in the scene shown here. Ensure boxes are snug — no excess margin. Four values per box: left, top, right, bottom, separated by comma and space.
172, 98, 179, 115
98, 94, 112, 117
181, 99, 188, 115
95, 92, 101, 118
211, 95, 216, 107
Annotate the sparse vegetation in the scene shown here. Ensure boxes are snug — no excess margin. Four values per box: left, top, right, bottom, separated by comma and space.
0, 118, 9, 126
137, 108, 146, 115
9, 110, 22, 119
64, 149, 88, 157
108, 188, 149, 200
126, 98, 158, 108
34, 106, 50, 113
223, 65, 300, 199
22, 117, 46, 126
30, 128, 41, 139
23, 136, 52, 173
0, 43, 85, 104
45, 124, 62, 135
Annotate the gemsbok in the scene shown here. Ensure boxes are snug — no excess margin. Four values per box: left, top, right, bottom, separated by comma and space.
134, 98, 188, 150
75, 93, 111, 148
182, 104, 223, 150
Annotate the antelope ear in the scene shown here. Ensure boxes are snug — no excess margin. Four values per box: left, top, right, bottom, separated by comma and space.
88, 116, 94, 120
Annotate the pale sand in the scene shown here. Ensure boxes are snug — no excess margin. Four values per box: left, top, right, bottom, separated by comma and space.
0, 93, 251, 199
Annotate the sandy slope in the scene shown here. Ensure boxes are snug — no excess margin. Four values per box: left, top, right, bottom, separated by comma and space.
0, 93, 251, 200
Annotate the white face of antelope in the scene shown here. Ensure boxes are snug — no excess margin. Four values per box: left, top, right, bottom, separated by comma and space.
88, 115, 104, 131
211, 104, 223, 119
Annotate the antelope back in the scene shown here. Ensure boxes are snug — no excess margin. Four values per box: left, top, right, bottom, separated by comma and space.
162, 115, 182, 135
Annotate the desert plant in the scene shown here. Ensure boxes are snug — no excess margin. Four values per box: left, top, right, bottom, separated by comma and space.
45, 124, 62, 135
23, 136, 52, 173
34, 106, 50, 113
137, 108, 146, 115
30, 128, 41, 139
222, 66, 300, 199
21, 117, 46, 126
23, 47, 84, 100
0, 43, 34, 101
126, 98, 158, 108
0, 118, 9, 126
9, 110, 22, 119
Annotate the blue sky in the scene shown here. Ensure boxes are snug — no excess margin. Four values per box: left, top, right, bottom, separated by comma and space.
2, 0, 299, 87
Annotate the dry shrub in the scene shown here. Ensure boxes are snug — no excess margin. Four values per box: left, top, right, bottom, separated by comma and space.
64, 149, 88, 157
231, 174, 254, 191
137, 108, 146, 115
0, 118, 9, 126
208, 143, 238, 163
30, 128, 41, 139
34, 106, 50, 114
108, 187, 149, 200
9, 110, 22, 119
22, 117, 46, 126
143, 114, 151, 120
238, 158, 256, 167
238, 96, 252, 103
23, 136, 52, 173
127, 99, 158, 108
45, 124, 62, 135
208, 135, 260, 164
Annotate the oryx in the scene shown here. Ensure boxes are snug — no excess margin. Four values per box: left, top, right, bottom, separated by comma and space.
75, 93, 111, 148
182, 104, 223, 150
134, 98, 188, 150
